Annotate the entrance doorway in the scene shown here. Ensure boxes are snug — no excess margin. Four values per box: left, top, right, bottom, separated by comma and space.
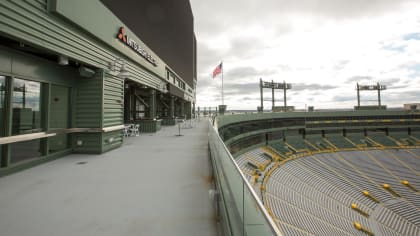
49, 85, 70, 153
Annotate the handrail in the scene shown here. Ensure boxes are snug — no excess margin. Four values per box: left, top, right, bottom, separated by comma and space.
209, 120, 283, 236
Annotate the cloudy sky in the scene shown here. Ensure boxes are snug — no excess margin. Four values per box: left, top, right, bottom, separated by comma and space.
190, 0, 420, 110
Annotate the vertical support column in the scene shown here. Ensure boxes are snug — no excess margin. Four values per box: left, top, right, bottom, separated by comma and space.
123, 83, 129, 122
271, 80, 275, 110
260, 78, 263, 111
357, 83, 360, 107
1, 77, 13, 167
377, 82, 381, 108
149, 89, 156, 119
283, 81, 287, 108
180, 100, 185, 118
185, 102, 192, 119
169, 96, 175, 118
130, 87, 136, 120
40, 83, 50, 155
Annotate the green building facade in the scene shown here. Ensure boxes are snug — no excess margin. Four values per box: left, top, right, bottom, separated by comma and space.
0, 0, 195, 175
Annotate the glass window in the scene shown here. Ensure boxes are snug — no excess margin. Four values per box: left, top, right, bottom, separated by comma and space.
12, 78, 42, 135
0, 76, 6, 137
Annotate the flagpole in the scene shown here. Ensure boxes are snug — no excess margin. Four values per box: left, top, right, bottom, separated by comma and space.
222, 61, 224, 105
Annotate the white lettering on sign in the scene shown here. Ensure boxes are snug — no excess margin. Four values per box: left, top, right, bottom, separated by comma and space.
117, 27, 157, 66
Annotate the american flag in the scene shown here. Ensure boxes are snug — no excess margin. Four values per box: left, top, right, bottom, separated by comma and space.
212, 62, 223, 78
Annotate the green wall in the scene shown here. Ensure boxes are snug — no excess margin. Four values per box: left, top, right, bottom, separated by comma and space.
103, 72, 124, 127
0, 0, 166, 91
72, 71, 124, 154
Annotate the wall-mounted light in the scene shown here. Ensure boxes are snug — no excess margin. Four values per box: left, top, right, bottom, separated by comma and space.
79, 66, 96, 78
58, 55, 69, 65
108, 60, 116, 71
159, 81, 168, 93
109, 58, 129, 79
118, 62, 129, 79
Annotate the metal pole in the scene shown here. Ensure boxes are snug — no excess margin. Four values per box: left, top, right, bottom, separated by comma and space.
22, 84, 26, 108
150, 89, 156, 119
271, 80, 275, 110
260, 78, 263, 111
221, 61, 224, 105
377, 82, 381, 108
283, 81, 287, 109
170, 96, 175, 118
357, 83, 360, 107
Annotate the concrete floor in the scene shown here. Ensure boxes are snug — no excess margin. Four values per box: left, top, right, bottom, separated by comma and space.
0, 119, 217, 236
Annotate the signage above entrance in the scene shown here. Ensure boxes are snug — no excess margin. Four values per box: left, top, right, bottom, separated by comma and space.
117, 27, 157, 67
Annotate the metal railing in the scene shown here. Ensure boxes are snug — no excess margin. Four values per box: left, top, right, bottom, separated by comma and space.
208, 120, 282, 236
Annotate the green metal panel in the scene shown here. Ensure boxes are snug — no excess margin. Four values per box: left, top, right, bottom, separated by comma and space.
137, 120, 162, 133
101, 72, 123, 152
71, 71, 103, 151
73, 72, 102, 128
101, 130, 122, 153
72, 133, 102, 154
0, 0, 165, 90
217, 110, 419, 128
0, 48, 12, 74
103, 72, 123, 127
49, 0, 165, 77
49, 85, 69, 152
0, 47, 78, 85
50, 85, 69, 128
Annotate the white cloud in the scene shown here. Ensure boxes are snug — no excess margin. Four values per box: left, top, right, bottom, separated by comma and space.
191, 0, 420, 110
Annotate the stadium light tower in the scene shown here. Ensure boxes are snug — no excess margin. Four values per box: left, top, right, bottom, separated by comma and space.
356, 82, 387, 110
259, 78, 292, 112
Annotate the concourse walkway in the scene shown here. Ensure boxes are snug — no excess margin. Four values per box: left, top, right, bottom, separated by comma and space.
0, 119, 217, 236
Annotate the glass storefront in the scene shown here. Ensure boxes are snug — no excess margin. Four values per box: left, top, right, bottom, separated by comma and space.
0, 76, 76, 166
0, 76, 5, 166
0, 76, 5, 137
9, 78, 42, 164
12, 78, 41, 135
